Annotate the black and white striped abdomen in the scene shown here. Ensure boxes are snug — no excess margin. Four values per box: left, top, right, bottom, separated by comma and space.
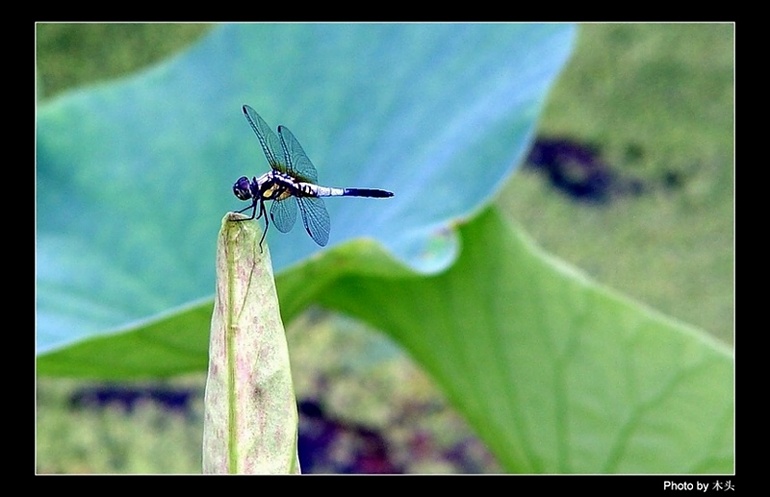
299, 183, 394, 198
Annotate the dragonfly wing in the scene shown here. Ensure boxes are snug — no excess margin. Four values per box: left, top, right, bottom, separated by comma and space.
296, 196, 330, 246
270, 197, 298, 233
277, 125, 319, 183
242, 105, 289, 173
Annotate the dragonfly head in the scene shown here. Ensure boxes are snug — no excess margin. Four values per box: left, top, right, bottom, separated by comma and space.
233, 176, 253, 201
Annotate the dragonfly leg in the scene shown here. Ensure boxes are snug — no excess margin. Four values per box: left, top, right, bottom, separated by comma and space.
232, 199, 269, 252
235, 199, 258, 219
257, 199, 269, 252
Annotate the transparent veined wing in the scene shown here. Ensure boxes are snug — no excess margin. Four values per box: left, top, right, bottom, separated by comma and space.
277, 125, 319, 184
270, 197, 298, 234
296, 196, 330, 246
242, 105, 289, 173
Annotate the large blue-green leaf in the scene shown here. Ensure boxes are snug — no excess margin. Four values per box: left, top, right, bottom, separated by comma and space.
36, 24, 576, 355
314, 207, 733, 473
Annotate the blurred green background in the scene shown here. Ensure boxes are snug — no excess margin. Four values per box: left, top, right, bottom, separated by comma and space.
35, 23, 733, 473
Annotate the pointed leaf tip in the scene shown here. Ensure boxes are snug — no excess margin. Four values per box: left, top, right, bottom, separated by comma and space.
202, 214, 300, 474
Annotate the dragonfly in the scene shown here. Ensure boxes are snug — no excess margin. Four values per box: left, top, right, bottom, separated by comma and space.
233, 105, 394, 249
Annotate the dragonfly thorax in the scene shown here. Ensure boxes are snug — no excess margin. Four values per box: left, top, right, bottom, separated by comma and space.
256, 171, 304, 201
233, 171, 302, 203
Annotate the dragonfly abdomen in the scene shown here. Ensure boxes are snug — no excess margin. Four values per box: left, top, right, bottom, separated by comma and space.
302, 184, 394, 198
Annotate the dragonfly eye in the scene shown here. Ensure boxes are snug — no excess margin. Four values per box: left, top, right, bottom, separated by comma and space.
233, 176, 252, 200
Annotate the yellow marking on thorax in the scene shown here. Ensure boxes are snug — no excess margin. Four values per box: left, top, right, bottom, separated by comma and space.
262, 183, 293, 201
